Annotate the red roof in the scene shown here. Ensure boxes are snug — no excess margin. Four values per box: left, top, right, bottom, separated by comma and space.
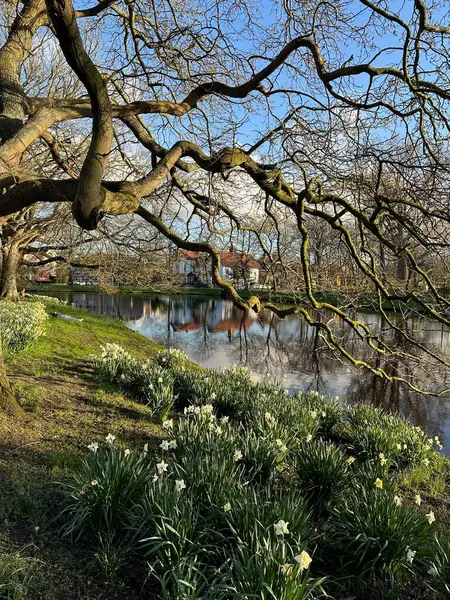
178, 249, 259, 269
173, 322, 201, 332
208, 316, 255, 333
219, 252, 259, 269
179, 249, 199, 260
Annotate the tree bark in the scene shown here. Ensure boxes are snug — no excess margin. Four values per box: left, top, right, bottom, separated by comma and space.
0, 242, 22, 300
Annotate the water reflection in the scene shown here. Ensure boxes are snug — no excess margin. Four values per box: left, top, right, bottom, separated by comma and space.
52, 291, 450, 454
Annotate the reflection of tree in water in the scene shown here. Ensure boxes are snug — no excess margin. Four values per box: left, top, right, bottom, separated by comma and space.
345, 317, 450, 440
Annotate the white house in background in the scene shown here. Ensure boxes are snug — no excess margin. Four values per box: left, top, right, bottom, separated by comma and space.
173, 250, 212, 285
173, 249, 260, 286
218, 251, 260, 286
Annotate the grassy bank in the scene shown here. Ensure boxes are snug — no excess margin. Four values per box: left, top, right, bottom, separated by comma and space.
1, 302, 163, 599
1, 300, 450, 599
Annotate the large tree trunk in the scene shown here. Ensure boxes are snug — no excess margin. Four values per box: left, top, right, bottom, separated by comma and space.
0, 242, 22, 300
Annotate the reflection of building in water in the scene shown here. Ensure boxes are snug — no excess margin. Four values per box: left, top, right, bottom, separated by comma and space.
169, 298, 239, 333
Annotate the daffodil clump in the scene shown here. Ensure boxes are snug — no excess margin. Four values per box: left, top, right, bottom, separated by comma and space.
76, 344, 449, 598
27, 293, 67, 306
92, 344, 174, 421
154, 347, 189, 372
345, 404, 438, 468
63, 416, 327, 598
0, 299, 47, 354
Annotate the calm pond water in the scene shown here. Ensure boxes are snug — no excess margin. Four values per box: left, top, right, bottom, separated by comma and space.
50, 291, 450, 454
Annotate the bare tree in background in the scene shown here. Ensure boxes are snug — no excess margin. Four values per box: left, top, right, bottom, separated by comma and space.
3, 0, 450, 407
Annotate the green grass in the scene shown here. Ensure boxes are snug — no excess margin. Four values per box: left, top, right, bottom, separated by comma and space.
1, 302, 164, 599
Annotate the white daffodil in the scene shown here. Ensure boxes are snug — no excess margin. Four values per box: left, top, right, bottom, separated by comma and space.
168, 440, 177, 450
233, 449, 243, 461
379, 452, 387, 466
87, 442, 99, 453
163, 419, 173, 429
406, 547, 416, 564
175, 479, 186, 493
274, 519, 289, 536
414, 494, 422, 506
426, 511, 436, 524
265, 412, 275, 423
160, 440, 170, 451
347, 456, 356, 465
294, 551, 312, 572
306, 434, 313, 442
143, 443, 148, 453
223, 502, 231, 512
91, 479, 99, 486
105, 433, 116, 444
156, 460, 168, 475
124, 448, 131, 457
275, 439, 287, 453
152, 473, 158, 483
394, 495, 402, 506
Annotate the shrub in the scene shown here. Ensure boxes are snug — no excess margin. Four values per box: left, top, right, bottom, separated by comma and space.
0, 300, 47, 354
330, 485, 433, 575
293, 440, 352, 513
